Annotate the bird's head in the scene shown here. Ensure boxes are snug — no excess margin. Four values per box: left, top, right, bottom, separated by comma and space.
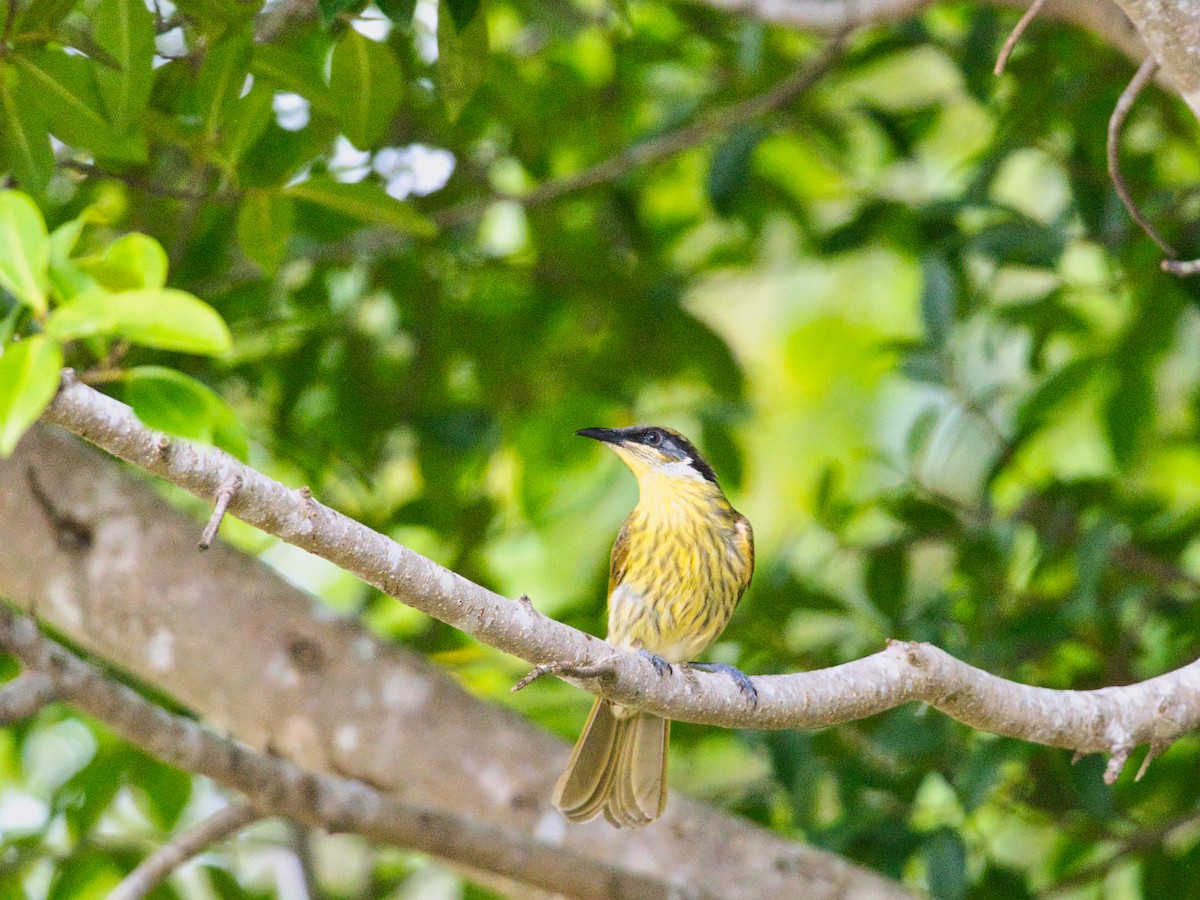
576, 425, 719, 485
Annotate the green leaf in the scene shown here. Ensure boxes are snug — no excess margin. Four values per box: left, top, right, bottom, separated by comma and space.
376, 0, 418, 24
195, 29, 253, 144
707, 123, 764, 217
923, 829, 967, 900
77, 233, 169, 291
329, 28, 404, 150
0, 336, 63, 457
0, 69, 53, 193
286, 176, 436, 235
47, 288, 233, 356
864, 544, 908, 620
12, 0, 78, 35
13, 49, 147, 162
0, 190, 50, 313
920, 252, 955, 348
1103, 367, 1151, 469
220, 81, 275, 167
92, 0, 156, 133
436, 0, 488, 122
445, 0, 481, 30
124, 367, 248, 458
48, 209, 104, 302
317, 0, 360, 26
1015, 356, 1097, 434
250, 44, 334, 115
237, 190, 293, 274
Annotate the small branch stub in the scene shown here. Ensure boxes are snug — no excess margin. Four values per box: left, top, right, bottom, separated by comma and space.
512, 658, 620, 693
199, 474, 243, 550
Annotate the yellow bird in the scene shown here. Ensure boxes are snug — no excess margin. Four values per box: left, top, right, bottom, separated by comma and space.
553, 425, 755, 827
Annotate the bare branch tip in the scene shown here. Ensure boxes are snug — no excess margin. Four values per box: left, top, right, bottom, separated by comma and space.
511, 665, 551, 692
993, 0, 1048, 77
59, 368, 77, 388
1104, 746, 1132, 785
1071, 751, 1085, 766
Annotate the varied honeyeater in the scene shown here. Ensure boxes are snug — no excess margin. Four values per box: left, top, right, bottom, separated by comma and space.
553, 425, 755, 827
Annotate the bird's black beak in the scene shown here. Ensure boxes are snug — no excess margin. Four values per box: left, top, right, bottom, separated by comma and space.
576, 427, 622, 445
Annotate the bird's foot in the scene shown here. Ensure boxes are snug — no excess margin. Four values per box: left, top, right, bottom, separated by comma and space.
637, 650, 673, 677
685, 661, 757, 708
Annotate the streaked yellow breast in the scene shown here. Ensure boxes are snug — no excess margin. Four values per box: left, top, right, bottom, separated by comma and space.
607, 476, 753, 662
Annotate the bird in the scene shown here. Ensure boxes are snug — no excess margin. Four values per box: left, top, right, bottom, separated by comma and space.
553, 425, 755, 828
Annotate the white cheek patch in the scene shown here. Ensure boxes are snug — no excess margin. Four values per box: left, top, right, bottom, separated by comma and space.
661, 457, 706, 481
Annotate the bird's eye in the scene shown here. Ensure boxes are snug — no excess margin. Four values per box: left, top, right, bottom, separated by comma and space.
644, 430, 663, 447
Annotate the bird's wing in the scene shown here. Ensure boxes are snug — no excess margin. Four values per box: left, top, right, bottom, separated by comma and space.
735, 513, 754, 600
607, 517, 632, 598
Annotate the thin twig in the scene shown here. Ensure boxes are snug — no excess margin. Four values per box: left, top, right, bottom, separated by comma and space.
1161, 258, 1200, 275
59, 161, 237, 205
108, 801, 262, 900
199, 474, 243, 550
432, 33, 849, 229
994, 0, 1048, 75
1108, 58, 1176, 257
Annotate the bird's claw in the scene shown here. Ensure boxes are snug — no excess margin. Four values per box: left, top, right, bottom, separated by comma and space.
638, 650, 673, 677
686, 661, 758, 708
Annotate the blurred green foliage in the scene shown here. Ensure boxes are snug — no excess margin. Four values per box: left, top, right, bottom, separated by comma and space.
2, 0, 1200, 895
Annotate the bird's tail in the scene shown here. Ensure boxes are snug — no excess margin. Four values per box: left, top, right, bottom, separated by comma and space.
552, 698, 669, 828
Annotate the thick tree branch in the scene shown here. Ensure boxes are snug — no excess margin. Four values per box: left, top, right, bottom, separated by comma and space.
0, 608, 685, 900
36, 376, 1200, 776
109, 801, 262, 900
687, 0, 1147, 67
0, 426, 907, 900
0, 672, 61, 722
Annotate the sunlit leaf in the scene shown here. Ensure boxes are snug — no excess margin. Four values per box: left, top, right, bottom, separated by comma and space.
0, 335, 63, 457
0, 190, 50, 313
78, 233, 169, 291
47, 288, 232, 356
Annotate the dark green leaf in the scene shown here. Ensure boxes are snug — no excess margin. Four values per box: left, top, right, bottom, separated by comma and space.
286, 176, 436, 235
708, 124, 765, 217
195, 30, 253, 144
923, 829, 967, 900
250, 44, 334, 115
375, 0, 418, 24
329, 28, 404, 150
436, 0, 488, 122
12, 0, 78, 35
0, 71, 53, 194
920, 252, 955, 347
865, 544, 908, 619
237, 190, 293, 275
446, 0, 481, 31
1103, 367, 1151, 469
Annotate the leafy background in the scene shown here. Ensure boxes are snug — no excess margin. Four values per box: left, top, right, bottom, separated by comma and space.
2, 0, 1200, 896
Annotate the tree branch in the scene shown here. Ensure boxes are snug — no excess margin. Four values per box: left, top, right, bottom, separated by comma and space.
36, 375, 1200, 776
108, 801, 262, 900
0, 607, 693, 900
686, 0, 1147, 67
432, 35, 847, 229
1, 427, 904, 900
0, 671, 61, 722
